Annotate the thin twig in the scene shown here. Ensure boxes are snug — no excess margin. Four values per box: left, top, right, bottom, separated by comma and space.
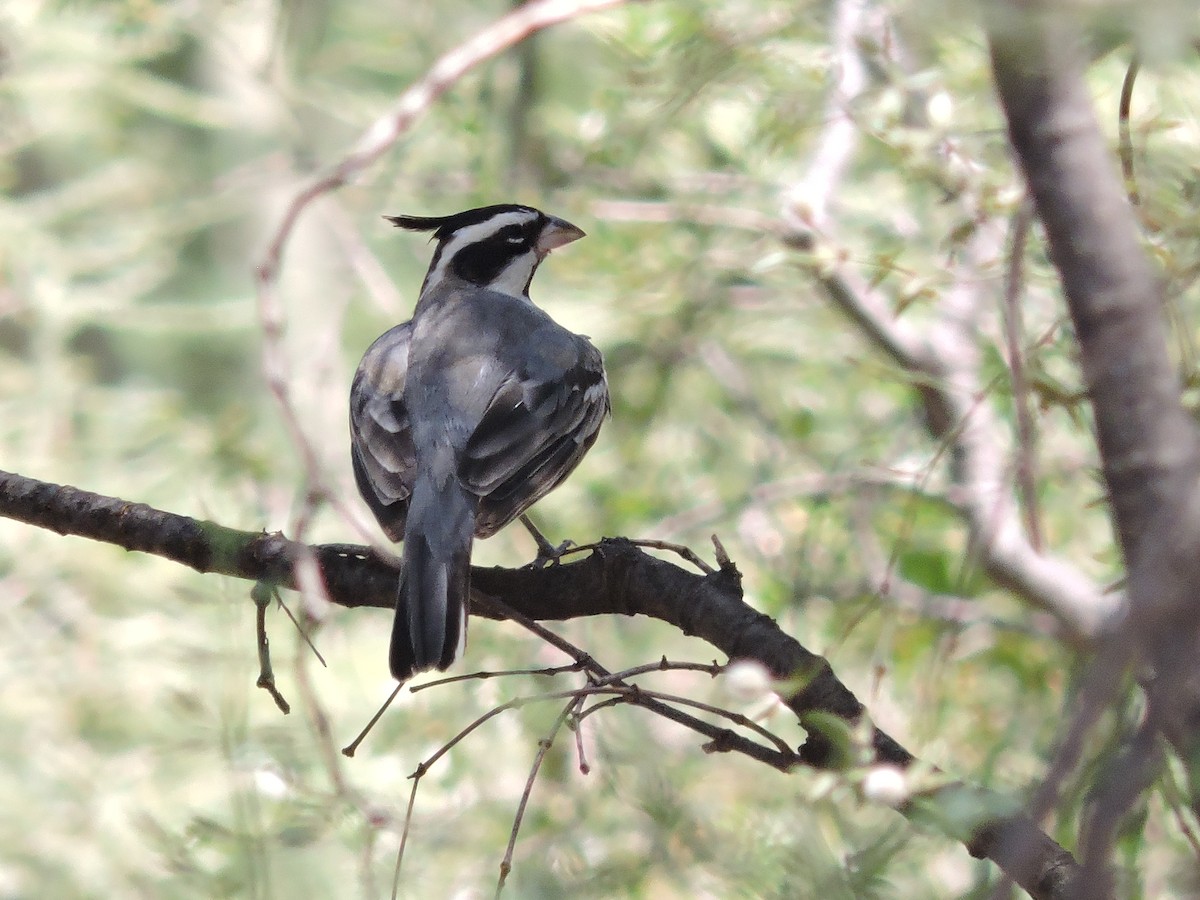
252, 582, 291, 713
495, 696, 582, 898
407, 689, 592, 784
273, 586, 327, 667
570, 709, 591, 775
1002, 197, 1043, 552
474, 594, 607, 681
414, 657, 723, 695
410, 662, 588, 692
552, 536, 716, 574
580, 682, 797, 758
342, 683, 404, 757
466, 596, 801, 770
593, 657, 724, 682
1118, 55, 1141, 207
392, 776, 422, 900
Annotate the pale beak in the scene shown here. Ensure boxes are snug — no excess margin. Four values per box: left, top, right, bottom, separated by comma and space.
536, 216, 586, 257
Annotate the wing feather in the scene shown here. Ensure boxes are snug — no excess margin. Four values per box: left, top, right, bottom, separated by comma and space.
349, 323, 417, 541
462, 343, 608, 537
352, 295, 608, 545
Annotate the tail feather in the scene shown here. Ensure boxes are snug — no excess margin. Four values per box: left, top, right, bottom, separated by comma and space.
390, 476, 476, 681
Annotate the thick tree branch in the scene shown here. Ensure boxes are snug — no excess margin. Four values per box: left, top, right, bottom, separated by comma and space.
0, 468, 1080, 898
989, 6, 1200, 893
989, 12, 1200, 568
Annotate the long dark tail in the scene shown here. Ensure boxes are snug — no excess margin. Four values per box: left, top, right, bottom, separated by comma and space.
391, 474, 476, 681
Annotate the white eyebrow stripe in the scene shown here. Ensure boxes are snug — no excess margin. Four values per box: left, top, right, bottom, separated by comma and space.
426, 210, 539, 289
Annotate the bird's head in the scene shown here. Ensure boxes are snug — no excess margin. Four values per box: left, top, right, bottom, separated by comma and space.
386, 204, 585, 300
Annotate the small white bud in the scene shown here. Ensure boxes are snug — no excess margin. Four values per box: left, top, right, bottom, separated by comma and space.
723, 660, 773, 703
927, 90, 953, 129
253, 767, 289, 799
862, 765, 908, 807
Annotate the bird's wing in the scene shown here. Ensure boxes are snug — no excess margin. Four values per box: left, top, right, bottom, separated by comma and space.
349, 322, 417, 542
461, 336, 609, 538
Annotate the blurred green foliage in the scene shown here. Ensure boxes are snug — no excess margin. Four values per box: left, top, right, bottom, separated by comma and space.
2, 1, 1200, 897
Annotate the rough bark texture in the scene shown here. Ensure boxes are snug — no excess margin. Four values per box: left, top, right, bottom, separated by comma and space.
0, 467, 1080, 897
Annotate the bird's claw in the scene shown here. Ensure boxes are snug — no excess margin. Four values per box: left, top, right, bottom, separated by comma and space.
528, 537, 575, 569
520, 514, 573, 568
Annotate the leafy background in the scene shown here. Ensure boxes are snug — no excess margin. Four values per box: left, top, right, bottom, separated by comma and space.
2, 1, 1199, 897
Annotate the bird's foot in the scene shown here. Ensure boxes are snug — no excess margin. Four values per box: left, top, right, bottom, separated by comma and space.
520, 514, 574, 568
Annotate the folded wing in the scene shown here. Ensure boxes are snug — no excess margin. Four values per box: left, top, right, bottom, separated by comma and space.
349, 322, 417, 542
463, 339, 609, 537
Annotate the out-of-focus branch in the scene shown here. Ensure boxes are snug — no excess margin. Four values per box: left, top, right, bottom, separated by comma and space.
849, 490, 1062, 635
782, 0, 870, 231
592, 130, 1118, 639
781, 1, 1117, 643
1117, 55, 1141, 207
1003, 199, 1044, 551
989, 7, 1200, 891
0, 468, 1083, 899
935, 222, 1118, 641
990, 12, 1199, 569
989, 11, 1200, 599
257, 0, 626, 287
810, 221, 1114, 641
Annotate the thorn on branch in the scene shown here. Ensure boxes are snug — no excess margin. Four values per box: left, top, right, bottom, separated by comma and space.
701, 729, 737, 755
711, 534, 734, 572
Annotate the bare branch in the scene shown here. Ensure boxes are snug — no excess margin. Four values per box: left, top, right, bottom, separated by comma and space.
256, 0, 627, 289
0, 468, 1081, 896
782, 0, 871, 231
779, 3, 1117, 642
252, 582, 291, 713
933, 221, 1116, 641
1003, 198, 1044, 551
989, 4, 1200, 891
1117, 55, 1141, 207
497, 696, 582, 897
990, 11, 1200, 568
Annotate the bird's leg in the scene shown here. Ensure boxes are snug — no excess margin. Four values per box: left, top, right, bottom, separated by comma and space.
520, 514, 574, 568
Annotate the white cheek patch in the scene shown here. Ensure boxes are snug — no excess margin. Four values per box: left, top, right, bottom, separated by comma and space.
488, 254, 538, 299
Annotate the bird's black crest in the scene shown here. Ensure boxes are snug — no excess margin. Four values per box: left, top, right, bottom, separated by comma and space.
385, 205, 540, 242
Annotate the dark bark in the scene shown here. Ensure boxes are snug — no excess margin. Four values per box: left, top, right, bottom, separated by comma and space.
0, 467, 1079, 898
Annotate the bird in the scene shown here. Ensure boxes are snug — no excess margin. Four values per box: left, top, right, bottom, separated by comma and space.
349, 204, 609, 682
